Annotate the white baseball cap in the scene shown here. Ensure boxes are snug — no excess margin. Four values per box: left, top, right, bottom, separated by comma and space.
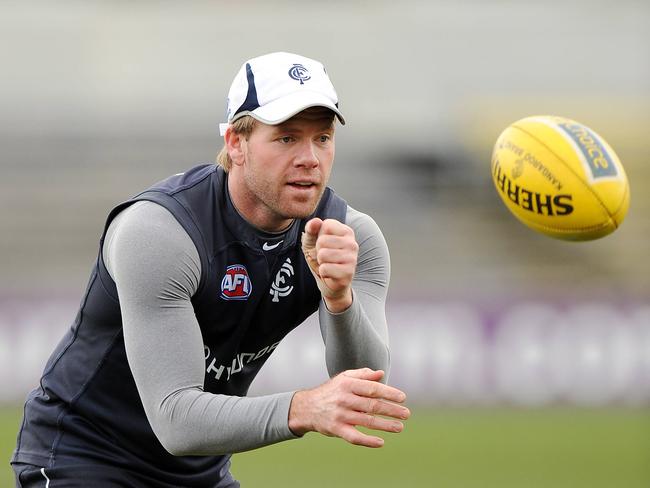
219, 52, 345, 136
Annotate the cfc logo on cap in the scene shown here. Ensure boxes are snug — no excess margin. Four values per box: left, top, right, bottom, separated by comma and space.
220, 264, 252, 300
288, 64, 311, 85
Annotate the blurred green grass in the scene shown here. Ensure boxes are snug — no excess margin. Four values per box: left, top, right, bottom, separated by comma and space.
2, 406, 649, 487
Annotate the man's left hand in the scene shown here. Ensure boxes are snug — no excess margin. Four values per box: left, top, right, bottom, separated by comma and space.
301, 218, 358, 313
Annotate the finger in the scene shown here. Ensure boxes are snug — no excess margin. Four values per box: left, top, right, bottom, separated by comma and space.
350, 379, 407, 403
318, 263, 354, 281
341, 396, 411, 420
342, 411, 404, 433
337, 424, 385, 448
320, 219, 354, 237
315, 235, 357, 252
341, 368, 385, 382
316, 248, 356, 266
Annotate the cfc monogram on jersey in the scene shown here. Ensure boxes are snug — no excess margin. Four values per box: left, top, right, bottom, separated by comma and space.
269, 257, 294, 302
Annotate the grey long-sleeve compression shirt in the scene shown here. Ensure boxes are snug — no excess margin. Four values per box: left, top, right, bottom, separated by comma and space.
103, 200, 390, 456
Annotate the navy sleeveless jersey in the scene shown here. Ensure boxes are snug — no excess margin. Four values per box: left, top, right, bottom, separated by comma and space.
12, 164, 347, 486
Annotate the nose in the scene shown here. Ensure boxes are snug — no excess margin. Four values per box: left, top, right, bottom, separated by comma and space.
293, 140, 319, 169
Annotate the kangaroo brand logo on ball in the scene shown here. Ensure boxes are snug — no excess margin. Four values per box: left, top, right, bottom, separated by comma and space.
556, 122, 618, 180
288, 63, 311, 84
220, 264, 252, 300
512, 158, 525, 179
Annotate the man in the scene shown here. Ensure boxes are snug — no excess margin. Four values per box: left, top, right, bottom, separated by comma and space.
12, 52, 409, 487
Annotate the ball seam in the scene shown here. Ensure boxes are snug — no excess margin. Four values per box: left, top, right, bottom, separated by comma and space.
609, 179, 629, 228
523, 218, 612, 233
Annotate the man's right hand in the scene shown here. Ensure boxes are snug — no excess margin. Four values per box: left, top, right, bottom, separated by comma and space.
287, 368, 410, 448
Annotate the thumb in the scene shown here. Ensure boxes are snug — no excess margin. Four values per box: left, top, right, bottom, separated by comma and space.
302, 218, 323, 258
304, 218, 323, 238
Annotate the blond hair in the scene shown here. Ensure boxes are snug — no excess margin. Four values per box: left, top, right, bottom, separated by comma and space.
215, 108, 336, 172
215, 116, 257, 172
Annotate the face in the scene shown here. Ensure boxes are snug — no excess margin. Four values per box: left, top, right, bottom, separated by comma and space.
227, 110, 336, 232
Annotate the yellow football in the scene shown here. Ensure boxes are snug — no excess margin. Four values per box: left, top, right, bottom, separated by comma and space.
491, 116, 630, 241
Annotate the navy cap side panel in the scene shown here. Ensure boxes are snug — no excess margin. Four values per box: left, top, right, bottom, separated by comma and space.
233, 63, 260, 117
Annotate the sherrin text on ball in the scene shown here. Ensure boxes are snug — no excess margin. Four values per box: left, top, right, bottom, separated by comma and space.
491, 115, 629, 241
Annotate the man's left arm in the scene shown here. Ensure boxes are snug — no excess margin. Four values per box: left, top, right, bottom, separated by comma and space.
303, 206, 391, 381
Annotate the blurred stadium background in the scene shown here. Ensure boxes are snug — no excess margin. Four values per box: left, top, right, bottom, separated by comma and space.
1, 1, 649, 486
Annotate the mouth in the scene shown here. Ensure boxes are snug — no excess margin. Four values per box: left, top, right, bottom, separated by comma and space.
287, 180, 319, 190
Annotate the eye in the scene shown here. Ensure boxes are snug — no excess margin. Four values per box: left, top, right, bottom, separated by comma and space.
318, 134, 332, 143
278, 136, 294, 144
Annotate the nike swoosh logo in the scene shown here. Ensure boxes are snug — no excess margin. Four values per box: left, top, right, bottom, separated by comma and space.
262, 240, 283, 251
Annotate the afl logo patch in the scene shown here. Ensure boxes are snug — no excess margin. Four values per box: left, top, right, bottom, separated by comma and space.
220, 264, 252, 300
288, 64, 311, 85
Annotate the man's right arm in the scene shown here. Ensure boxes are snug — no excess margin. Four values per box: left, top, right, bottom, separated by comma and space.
104, 201, 298, 455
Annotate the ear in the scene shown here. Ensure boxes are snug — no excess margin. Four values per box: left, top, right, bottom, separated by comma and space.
225, 127, 245, 166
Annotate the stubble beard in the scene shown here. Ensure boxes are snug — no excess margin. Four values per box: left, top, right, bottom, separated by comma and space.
243, 171, 326, 222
